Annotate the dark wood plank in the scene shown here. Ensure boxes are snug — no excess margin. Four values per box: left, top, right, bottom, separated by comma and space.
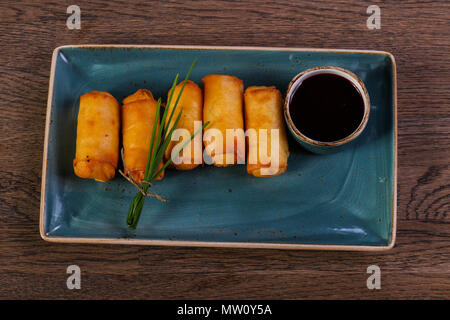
0, 0, 449, 299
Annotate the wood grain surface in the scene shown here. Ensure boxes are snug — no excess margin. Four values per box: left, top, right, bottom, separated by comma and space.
0, 0, 449, 299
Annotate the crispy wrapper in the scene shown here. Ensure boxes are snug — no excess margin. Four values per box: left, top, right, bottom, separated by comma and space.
122, 89, 164, 183
164, 80, 203, 170
202, 74, 244, 166
73, 91, 120, 182
244, 86, 289, 177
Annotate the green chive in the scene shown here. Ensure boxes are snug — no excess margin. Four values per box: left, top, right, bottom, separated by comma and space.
125, 59, 201, 229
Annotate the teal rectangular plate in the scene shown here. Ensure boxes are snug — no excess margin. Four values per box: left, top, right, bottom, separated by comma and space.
40, 45, 397, 250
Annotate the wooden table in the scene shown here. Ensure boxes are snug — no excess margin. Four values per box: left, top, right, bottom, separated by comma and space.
0, 0, 448, 299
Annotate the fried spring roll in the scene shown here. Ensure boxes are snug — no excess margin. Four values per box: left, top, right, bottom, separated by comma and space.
164, 80, 203, 170
202, 74, 244, 166
73, 91, 120, 182
244, 86, 289, 177
122, 89, 164, 183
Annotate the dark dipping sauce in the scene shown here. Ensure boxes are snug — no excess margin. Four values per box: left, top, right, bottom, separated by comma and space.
289, 73, 365, 142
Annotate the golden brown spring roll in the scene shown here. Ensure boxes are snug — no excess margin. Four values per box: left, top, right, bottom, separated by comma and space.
244, 86, 289, 177
122, 89, 164, 183
202, 74, 244, 166
164, 80, 203, 170
73, 91, 120, 182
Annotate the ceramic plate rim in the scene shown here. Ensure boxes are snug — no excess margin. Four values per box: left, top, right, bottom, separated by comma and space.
40, 44, 397, 251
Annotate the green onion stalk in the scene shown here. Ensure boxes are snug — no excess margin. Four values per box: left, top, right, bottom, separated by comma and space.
124, 59, 209, 229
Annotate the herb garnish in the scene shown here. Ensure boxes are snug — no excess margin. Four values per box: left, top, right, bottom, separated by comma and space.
122, 59, 209, 229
